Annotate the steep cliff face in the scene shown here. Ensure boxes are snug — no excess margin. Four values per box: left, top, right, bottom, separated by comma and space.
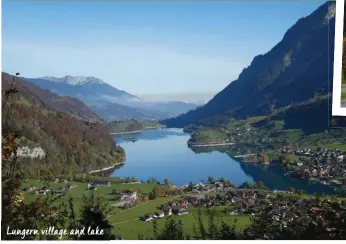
164, 2, 335, 128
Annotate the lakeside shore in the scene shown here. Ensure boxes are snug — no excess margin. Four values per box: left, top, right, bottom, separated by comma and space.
110, 130, 143, 135
110, 127, 166, 135
89, 162, 125, 174
233, 154, 256, 158
188, 142, 234, 147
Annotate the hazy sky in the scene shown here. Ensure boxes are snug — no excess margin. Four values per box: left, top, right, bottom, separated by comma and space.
2, 1, 324, 102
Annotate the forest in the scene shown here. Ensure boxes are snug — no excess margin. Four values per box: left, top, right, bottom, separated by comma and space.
2, 73, 125, 178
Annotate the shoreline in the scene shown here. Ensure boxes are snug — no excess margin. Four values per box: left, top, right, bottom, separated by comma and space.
188, 142, 234, 147
110, 130, 143, 135
110, 127, 166, 135
88, 162, 125, 174
233, 154, 256, 158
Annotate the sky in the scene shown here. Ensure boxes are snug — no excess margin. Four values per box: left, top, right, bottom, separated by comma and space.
2, 0, 325, 103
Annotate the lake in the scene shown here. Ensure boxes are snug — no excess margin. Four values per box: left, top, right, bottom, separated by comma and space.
110, 128, 336, 195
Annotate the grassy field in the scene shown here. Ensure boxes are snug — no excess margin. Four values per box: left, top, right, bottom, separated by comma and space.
324, 143, 346, 152
193, 129, 228, 144
276, 129, 304, 142
21, 180, 250, 239
285, 153, 310, 164
141, 120, 163, 128
21, 180, 157, 213
110, 206, 250, 239
106, 120, 143, 134
21, 179, 346, 240
245, 116, 267, 123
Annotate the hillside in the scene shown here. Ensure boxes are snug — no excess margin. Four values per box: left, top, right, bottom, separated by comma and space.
187, 94, 346, 155
106, 120, 144, 134
2, 73, 125, 178
163, 1, 335, 128
106, 120, 165, 134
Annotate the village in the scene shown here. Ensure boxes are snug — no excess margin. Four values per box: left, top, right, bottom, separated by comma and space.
20, 173, 346, 240
133, 181, 346, 235
281, 146, 346, 187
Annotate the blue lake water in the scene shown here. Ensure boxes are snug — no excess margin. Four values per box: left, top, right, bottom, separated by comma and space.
110, 128, 336, 195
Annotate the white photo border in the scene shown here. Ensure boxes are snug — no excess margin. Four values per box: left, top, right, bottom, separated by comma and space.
332, 0, 346, 115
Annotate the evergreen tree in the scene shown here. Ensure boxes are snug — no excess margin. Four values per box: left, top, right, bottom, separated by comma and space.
78, 191, 113, 240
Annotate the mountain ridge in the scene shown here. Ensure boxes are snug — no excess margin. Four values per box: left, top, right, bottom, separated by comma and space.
3, 72, 101, 122
24, 75, 138, 100
24, 75, 199, 121
163, 1, 335, 128
39, 75, 107, 86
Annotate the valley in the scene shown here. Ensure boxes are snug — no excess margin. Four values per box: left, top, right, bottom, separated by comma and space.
2, 0, 346, 240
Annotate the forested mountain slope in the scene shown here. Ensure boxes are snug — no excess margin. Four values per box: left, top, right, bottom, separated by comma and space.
2, 73, 124, 178
163, 1, 335, 128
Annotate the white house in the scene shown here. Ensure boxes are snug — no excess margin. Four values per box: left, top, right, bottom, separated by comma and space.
121, 190, 137, 201
154, 211, 165, 219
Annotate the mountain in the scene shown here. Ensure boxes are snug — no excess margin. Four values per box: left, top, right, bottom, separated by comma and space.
3, 73, 100, 122
24, 76, 198, 120
23, 75, 171, 120
2, 72, 125, 177
24, 75, 138, 101
163, 1, 335, 128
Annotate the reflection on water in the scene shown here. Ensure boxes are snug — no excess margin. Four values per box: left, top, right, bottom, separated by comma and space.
110, 128, 336, 195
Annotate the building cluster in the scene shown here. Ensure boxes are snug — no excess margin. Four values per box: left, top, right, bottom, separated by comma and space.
24, 184, 76, 196
138, 200, 189, 222
185, 187, 346, 233
281, 147, 346, 186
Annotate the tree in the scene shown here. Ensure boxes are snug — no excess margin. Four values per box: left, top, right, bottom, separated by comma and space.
153, 217, 185, 240
149, 192, 156, 200
255, 181, 266, 189
186, 181, 194, 192
258, 152, 270, 164
239, 181, 251, 189
67, 196, 78, 237
208, 176, 215, 184
78, 192, 113, 240
164, 178, 172, 185
279, 154, 289, 165
153, 186, 164, 198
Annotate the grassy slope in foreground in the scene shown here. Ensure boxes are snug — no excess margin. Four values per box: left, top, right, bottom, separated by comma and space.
110, 207, 250, 240
22, 179, 346, 240
21, 179, 250, 240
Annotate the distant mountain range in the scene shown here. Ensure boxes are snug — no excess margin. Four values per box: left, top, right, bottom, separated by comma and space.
23, 75, 198, 121
163, 1, 335, 128
25, 75, 138, 100
3, 73, 100, 122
